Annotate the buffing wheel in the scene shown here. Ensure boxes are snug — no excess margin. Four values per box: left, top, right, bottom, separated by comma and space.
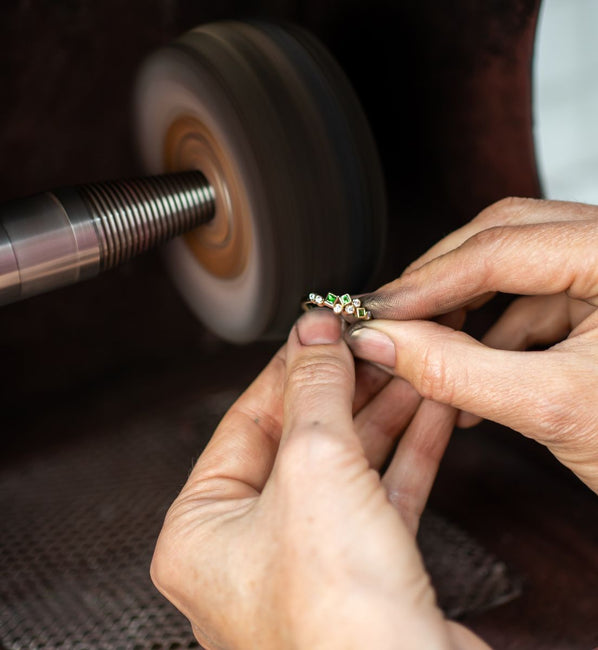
135, 20, 386, 342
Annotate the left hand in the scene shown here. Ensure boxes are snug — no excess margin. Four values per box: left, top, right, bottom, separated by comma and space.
150, 309, 487, 649
346, 197, 598, 492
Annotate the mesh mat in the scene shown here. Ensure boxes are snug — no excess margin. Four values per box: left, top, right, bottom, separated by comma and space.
0, 391, 520, 650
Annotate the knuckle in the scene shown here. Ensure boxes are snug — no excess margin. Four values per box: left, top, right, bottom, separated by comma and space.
148, 502, 193, 596
275, 432, 346, 499
464, 226, 512, 285
467, 224, 508, 250
286, 355, 351, 393
475, 196, 533, 226
415, 342, 456, 403
280, 426, 348, 471
149, 538, 173, 594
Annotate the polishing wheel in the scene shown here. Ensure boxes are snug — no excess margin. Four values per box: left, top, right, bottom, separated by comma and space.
0, 20, 386, 343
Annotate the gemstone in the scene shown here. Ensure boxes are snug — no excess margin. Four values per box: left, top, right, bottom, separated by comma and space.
333, 303, 343, 314
340, 293, 351, 305
356, 307, 367, 319
352, 298, 361, 308
325, 292, 337, 305
309, 292, 316, 301
345, 304, 355, 315
366, 311, 372, 320
315, 295, 324, 305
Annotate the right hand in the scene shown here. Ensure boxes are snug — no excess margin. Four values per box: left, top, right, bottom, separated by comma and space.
347, 197, 598, 492
150, 310, 486, 649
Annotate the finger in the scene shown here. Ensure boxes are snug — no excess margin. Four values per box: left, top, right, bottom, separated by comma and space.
436, 308, 466, 330
186, 345, 287, 498
353, 359, 393, 413
280, 309, 358, 455
465, 292, 496, 312
457, 294, 594, 428
447, 622, 494, 650
456, 411, 484, 429
346, 318, 580, 444
403, 197, 598, 273
483, 294, 574, 350
383, 400, 456, 535
570, 305, 598, 338
365, 220, 598, 320
354, 376, 421, 469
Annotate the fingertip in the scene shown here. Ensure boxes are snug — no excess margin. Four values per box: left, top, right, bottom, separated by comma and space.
345, 325, 396, 369
294, 309, 343, 346
281, 311, 357, 445
361, 285, 418, 320
345, 319, 447, 366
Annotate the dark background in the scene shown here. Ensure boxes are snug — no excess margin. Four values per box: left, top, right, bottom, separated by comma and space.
1, 1, 596, 647
0, 0, 542, 429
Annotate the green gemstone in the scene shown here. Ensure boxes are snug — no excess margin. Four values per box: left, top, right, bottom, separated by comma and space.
356, 307, 367, 319
325, 292, 337, 305
340, 293, 351, 305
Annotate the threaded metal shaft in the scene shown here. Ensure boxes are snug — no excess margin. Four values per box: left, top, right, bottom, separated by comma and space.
0, 170, 216, 306
78, 170, 215, 271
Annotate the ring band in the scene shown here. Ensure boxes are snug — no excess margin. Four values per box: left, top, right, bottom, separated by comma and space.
302, 292, 372, 321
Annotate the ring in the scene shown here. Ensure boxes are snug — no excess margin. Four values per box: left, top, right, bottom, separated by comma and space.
302, 292, 372, 321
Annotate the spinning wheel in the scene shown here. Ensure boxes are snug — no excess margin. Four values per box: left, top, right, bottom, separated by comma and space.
0, 21, 386, 343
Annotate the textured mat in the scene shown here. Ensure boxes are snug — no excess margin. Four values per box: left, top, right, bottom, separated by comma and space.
0, 391, 520, 650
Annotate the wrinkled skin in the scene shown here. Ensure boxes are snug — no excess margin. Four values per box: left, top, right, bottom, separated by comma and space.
151, 197, 598, 649
151, 310, 488, 649
349, 197, 598, 493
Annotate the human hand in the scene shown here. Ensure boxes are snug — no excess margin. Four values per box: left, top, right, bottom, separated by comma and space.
150, 310, 488, 650
347, 197, 598, 492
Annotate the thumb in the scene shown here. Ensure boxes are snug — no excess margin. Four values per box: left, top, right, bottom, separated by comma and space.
346, 319, 568, 443
280, 309, 359, 456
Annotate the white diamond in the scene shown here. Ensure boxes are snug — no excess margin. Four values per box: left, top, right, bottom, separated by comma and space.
352, 298, 361, 307
333, 303, 343, 314
315, 295, 324, 305
366, 311, 372, 320
345, 304, 355, 315
309, 292, 316, 301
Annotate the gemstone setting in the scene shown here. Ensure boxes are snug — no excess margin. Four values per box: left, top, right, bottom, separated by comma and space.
303, 292, 371, 321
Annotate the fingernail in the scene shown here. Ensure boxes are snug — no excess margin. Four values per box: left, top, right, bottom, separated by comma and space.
347, 327, 396, 368
296, 309, 342, 345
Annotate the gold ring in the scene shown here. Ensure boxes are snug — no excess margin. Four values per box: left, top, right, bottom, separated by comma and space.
302, 292, 372, 321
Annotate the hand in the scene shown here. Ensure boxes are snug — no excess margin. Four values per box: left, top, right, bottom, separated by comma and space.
347, 197, 598, 492
150, 310, 488, 650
